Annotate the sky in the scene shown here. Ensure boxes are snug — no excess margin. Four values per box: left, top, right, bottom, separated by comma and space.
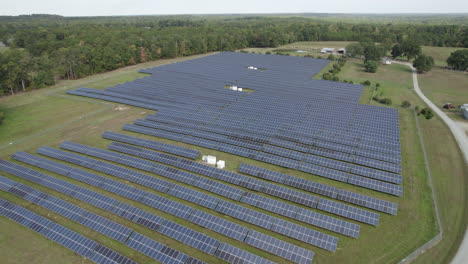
1, 0, 468, 16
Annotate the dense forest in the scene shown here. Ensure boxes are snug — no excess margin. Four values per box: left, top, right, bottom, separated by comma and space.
0, 14, 467, 95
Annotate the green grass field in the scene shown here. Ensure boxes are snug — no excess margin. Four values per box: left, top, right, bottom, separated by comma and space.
0, 44, 466, 264
337, 58, 467, 264
418, 46, 468, 123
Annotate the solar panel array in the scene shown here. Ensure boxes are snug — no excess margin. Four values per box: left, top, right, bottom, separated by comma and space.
5, 52, 405, 263
67, 53, 401, 189
57, 141, 359, 239
101, 140, 376, 225
29, 146, 336, 252
122, 122, 403, 196
0, 198, 137, 264
0, 175, 204, 264
239, 163, 398, 215
0, 160, 270, 264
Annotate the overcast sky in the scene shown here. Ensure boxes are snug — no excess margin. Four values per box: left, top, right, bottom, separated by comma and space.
1, 0, 467, 16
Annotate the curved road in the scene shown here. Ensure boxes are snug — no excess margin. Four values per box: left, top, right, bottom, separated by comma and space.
395, 62, 468, 264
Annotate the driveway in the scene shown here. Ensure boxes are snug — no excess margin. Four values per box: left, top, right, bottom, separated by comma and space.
395, 61, 468, 264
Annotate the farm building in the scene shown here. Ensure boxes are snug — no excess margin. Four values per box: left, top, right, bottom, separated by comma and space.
382, 57, 392, 65
338, 48, 346, 54
461, 104, 468, 120
321, 48, 335, 53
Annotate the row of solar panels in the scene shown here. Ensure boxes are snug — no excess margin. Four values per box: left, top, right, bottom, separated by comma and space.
0, 175, 205, 264
153, 110, 401, 165
58, 140, 362, 239
239, 163, 398, 215
0, 160, 281, 264
0, 197, 138, 264
103, 131, 200, 159
104, 139, 380, 227
39, 143, 345, 247
14, 151, 314, 263
150, 113, 400, 167
123, 124, 403, 196
150, 109, 401, 159
135, 118, 402, 179
67, 87, 400, 159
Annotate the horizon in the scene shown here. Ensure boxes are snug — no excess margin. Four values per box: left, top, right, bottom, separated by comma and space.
2, 12, 468, 18
2, 0, 468, 17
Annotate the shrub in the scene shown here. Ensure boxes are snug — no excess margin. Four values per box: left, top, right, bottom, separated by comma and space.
420, 107, 434, 119
379, 98, 392, 105
265, 51, 271, 55
322, 72, 332, 80
327, 54, 335, 60
401, 100, 411, 108
361, 80, 371, 86
332, 76, 339, 81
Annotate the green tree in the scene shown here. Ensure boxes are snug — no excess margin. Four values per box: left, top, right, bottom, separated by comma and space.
345, 43, 364, 58
364, 60, 378, 73
401, 39, 422, 60
363, 42, 384, 62
447, 50, 468, 70
391, 44, 403, 58
413, 55, 434, 73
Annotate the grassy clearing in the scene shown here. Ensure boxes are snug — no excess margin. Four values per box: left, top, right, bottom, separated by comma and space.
0, 46, 9, 53
0, 45, 466, 264
421, 46, 467, 67
337, 58, 468, 264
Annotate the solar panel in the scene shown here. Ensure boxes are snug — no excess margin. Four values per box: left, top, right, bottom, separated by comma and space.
125, 232, 198, 264
187, 210, 249, 241
0, 198, 137, 264
271, 218, 338, 252
317, 199, 380, 226
245, 230, 314, 264
214, 243, 276, 264
103, 131, 200, 159
0, 159, 221, 259
240, 163, 398, 215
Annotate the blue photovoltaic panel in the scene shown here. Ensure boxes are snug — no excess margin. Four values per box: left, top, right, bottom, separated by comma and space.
0, 198, 137, 264
125, 232, 196, 264
241, 163, 398, 215
245, 230, 314, 264
0, 159, 219, 260
214, 243, 276, 264
0, 175, 132, 243
38, 145, 343, 248
187, 210, 249, 242
102, 131, 200, 159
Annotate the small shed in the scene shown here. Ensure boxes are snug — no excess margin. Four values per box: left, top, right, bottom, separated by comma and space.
461, 104, 468, 120
338, 48, 346, 54
206, 156, 217, 165
321, 48, 335, 53
216, 160, 225, 169
382, 57, 392, 65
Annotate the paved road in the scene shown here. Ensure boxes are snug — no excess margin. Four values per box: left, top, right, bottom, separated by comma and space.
395, 62, 468, 264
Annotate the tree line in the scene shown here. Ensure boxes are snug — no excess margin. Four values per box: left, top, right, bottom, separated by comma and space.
0, 14, 467, 96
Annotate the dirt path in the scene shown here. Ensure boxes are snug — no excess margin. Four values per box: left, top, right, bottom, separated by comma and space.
395, 61, 468, 264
